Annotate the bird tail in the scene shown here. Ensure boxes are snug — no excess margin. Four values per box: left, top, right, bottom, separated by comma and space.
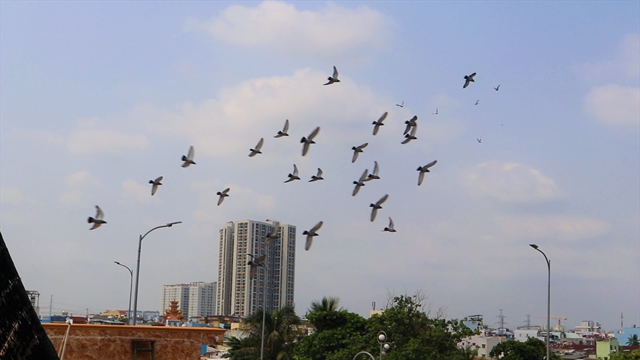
181, 155, 188, 161
300, 137, 307, 143
302, 231, 309, 235
417, 166, 423, 171
88, 217, 95, 223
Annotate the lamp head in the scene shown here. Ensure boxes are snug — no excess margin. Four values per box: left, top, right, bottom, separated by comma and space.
378, 333, 386, 342
166, 221, 182, 228
529, 244, 539, 249
114, 261, 121, 265
383, 343, 391, 351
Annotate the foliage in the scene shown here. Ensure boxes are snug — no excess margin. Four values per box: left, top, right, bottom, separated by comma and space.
295, 310, 368, 360
610, 349, 640, 360
627, 334, 640, 346
489, 337, 561, 360
308, 296, 341, 315
223, 336, 257, 360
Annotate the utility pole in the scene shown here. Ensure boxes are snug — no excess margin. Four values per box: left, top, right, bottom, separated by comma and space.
525, 315, 531, 329
49, 295, 53, 318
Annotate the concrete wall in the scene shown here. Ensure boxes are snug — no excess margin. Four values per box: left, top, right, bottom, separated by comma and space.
44, 323, 225, 360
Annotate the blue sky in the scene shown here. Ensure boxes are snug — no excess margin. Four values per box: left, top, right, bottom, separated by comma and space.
1, 1, 638, 331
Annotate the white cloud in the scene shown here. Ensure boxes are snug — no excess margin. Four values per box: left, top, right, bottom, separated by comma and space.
59, 171, 103, 207
581, 33, 640, 82
465, 161, 563, 203
1, 187, 26, 206
584, 84, 640, 126
121, 179, 154, 203
186, 1, 391, 59
495, 214, 610, 242
9, 128, 65, 145
67, 120, 150, 155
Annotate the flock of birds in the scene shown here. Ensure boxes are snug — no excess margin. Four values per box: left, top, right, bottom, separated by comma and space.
87, 66, 501, 267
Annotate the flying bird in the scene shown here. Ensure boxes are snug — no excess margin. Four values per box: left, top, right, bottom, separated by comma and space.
216, 188, 230, 206
432, 108, 438, 115
301, 126, 320, 156
351, 143, 368, 163
475, 100, 480, 106
88, 205, 107, 230
285, 164, 300, 183
303, 221, 324, 251
477, 138, 482, 143
417, 160, 437, 186
352, 168, 369, 196
401, 122, 418, 144
248, 138, 264, 157
463, 72, 477, 88
403, 115, 418, 135
323, 66, 340, 85
364, 161, 380, 182
265, 222, 280, 246
247, 254, 266, 279
494, 85, 500, 91
372, 112, 388, 136
309, 168, 324, 182
274, 119, 289, 138
369, 194, 389, 222
149, 176, 163, 196
396, 101, 404, 108
181, 146, 196, 168
383, 217, 396, 232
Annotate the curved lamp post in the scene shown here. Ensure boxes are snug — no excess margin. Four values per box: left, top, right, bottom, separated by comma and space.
530, 244, 550, 360
113, 261, 133, 324
132, 221, 182, 325
353, 331, 390, 360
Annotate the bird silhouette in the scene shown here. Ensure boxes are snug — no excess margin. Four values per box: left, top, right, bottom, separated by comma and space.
285, 164, 300, 183
463, 72, 476, 88
417, 160, 437, 186
372, 112, 388, 136
364, 161, 380, 182
401, 122, 418, 144
396, 101, 404, 108
475, 100, 479, 106
477, 138, 482, 143
274, 119, 289, 138
383, 217, 396, 232
352, 168, 369, 196
149, 176, 163, 196
265, 222, 280, 246
351, 143, 368, 163
216, 188, 230, 206
247, 254, 266, 279
403, 115, 418, 135
181, 146, 196, 167
432, 108, 438, 115
370, 194, 389, 222
494, 85, 500, 91
301, 126, 320, 156
303, 221, 324, 251
323, 66, 340, 85
88, 205, 107, 230
309, 168, 324, 182
248, 138, 264, 157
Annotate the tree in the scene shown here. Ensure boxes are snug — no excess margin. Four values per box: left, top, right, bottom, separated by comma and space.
226, 305, 302, 360
308, 296, 341, 315
489, 337, 561, 360
610, 349, 640, 360
295, 309, 368, 360
627, 334, 640, 346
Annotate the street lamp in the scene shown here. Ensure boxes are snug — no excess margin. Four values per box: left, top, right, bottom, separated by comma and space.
114, 261, 133, 325
132, 221, 182, 325
530, 244, 551, 360
353, 331, 390, 360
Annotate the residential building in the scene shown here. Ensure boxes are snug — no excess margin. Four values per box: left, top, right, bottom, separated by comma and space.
459, 328, 505, 357
216, 220, 296, 317
160, 282, 216, 320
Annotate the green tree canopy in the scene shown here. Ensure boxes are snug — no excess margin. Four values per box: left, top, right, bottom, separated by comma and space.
610, 349, 640, 360
489, 337, 561, 360
627, 334, 640, 346
308, 296, 341, 315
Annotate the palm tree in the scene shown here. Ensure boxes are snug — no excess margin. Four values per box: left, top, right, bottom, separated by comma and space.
627, 334, 640, 346
240, 305, 302, 360
307, 296, 340, 315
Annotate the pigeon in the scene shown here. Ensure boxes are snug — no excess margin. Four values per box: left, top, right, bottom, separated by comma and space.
249, 138, 264, 157
403, 115, 418, 135
372, 112, 388, 136
216, 188, 230, 206
265, 221, 280, 246
181, 146, 196, 168
417, 160, 437, 186
247, 254, 266, 279
432, 108, 438, 115
303, 221, 324, 251
396, 101, 404, 108
401, 122, 418, 144
274, 119, 289, 138
149, 176, 163, 196
369, 194, 389, 222
494, 85, 500, 91
463, 72, 476, 88
351, 143, 368, 163
323, 66, 340, 85
301, 126, 320, 156
477, 138, 482, 143
284, 164, 300, 183
352, 168, 369, 196
475, 100, 479, 106
383, 217, 396, 232
364, 161, 379, 182
309, 168, 324, 182
88, 205, 107, 230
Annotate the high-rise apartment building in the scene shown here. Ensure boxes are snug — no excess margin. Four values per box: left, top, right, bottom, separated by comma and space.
216, 219, 296, 317
160, 282, 216, 320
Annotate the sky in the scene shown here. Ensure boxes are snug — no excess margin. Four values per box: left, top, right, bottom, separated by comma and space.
1, 1, 638, 332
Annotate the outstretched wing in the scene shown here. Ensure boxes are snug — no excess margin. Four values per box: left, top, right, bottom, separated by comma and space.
283, 119, 289, 132
332, 66, 339, 79
187, 146, 194, 160
358, 168, 369, 182
310, 221, 323, 233
255, 138, 264, 151
95, 205, 104, 220
293, 164, 299, 176
308, 126, 320, 140
376, 194, 389, 206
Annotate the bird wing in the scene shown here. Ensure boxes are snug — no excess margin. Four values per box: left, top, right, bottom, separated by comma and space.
403, 122, 412, 135
418, 170, 425, 186
95, 205, 104, 220
376, 194, 389, 206
250, 265, 257, 279
463, 78, 470, 88
255, 254, 266, 263
332, 66, 338, 79
156, 176, 163, 182
373, 123, 380, 136
90, 222, 102, 230
378, 112, 388, 124
352, 150, 359, 163
317, 168, 323, 177
308, 126, 320, 140
401, 137, 412, 145
222, 188, 230, 194
372, 161, 379, 176
256, 138, 264, 150
305, 235, 313, 251
302, 142, 310, 156
268, 222, 280, 237
425, 160, 437, 169
389, 217, 394, 228
352, 183, 362, 196
358, 168, 369, 182
293, 164, 298, 176
310, 220, 323, 233
187, 146, 194, 160
370, 208, 378, 222
217, 194, 225, 206
151, 184, 158, 196
359, 143, 368, 150
283, 119, 289, 132
410, 122, 418, 136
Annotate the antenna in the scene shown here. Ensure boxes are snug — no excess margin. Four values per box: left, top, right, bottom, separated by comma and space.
525, 314, 531, 329
372, 302, 376, 311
